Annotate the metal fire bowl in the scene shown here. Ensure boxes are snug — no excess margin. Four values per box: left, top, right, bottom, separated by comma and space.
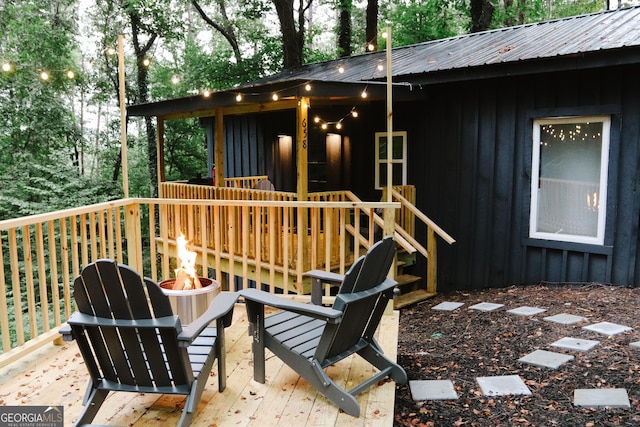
159, 278, 221, 325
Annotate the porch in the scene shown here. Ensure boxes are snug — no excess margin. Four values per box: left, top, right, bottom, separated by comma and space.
0, 304, 400, 426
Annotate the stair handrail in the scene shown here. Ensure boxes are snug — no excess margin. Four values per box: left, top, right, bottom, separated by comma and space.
343, 191, 416, 254
392, 189, 456, 245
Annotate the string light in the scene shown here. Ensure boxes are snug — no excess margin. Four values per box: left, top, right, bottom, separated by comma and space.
2, 62, 12, 72
235, 93, 243, 102
377, 63, 384, 71
361, 90, 368, 98
66, 69, 75, 79
203, 89, 211, 97
39, 71, 49, 81
305, 83, 312, 91
142, 57, 151, 67
367, 43, 375, 51
338, 65, 345, 73
272, 93, 279, 101
312, 106, 360, 131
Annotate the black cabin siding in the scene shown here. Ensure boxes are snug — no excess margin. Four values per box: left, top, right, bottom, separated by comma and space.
399, 64, 640, 290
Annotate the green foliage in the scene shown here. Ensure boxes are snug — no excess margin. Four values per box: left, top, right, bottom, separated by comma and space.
381, 0, 469, 46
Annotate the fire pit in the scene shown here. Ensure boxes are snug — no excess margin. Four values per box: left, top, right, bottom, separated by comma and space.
159, 233, 221, 325
160, 277, 221, 325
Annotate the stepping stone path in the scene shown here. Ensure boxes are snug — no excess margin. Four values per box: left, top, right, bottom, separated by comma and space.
408, 300, 635, 410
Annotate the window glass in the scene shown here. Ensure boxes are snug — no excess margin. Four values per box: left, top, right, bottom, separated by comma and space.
530, 117, 610, 244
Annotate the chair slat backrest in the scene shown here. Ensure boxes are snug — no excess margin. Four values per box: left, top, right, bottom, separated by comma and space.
315, 237, 396, 361
71, 259, 192, 389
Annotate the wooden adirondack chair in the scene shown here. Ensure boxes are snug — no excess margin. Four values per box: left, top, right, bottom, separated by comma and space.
239, 236, 407, 417
61, 259, 238, 427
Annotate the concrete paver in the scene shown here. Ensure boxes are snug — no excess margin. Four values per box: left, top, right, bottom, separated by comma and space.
551, 337, 600, 352
476, 375, 531, 396
409, 380, 459, 401
544, 313, 587, 325
574, 388, 631, 408
518, 349, 574, 369
507, 306, 546, 316
582, 321, 633, 336
469, 302, 504, 312
432, 302, 464, 311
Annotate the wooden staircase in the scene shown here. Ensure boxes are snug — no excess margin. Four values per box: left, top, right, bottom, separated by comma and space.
393, 249, 437, 309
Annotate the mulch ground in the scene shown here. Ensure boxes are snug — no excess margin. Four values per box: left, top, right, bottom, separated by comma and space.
394, 283, 640, 426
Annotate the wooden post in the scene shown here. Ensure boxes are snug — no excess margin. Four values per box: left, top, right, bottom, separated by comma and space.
118, 34, 128, 198
427, 227, 437, 294
297, 97, 309, 269
125, 202, 143, 273
215, 107, 225, 187
385, 25, 393, 203
157, 117, 165, 196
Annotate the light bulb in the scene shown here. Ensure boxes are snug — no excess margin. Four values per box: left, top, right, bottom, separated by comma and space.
106, 47, 116, 56
272, 93, 279, 101
66, 69, 75, 79
203, 89, 211, 97
235, 93, 243, 102
321, 123, 328, 130
2, 62, 11, 72
40, 71, 49, 81
361, 90, 368, 99
171, 75, 179, 84
351, 110, 359, 118
367, 44, 375, 51
338, 66, 345, 73
336, 122, 342, 130
377, 64, 384, 71
142, 58, 151, 67
314, 116, 320, 123
305, 83, 311, 91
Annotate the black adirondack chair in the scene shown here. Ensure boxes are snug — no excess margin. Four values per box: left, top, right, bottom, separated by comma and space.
239, 236, 407, 417
61, 259, 238, 427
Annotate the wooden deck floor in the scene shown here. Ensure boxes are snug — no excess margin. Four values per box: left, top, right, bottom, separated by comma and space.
0, 304, 400, 427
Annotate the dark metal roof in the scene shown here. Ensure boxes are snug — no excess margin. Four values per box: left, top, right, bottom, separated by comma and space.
247, 6, 640, 86
129, 6, 640, 117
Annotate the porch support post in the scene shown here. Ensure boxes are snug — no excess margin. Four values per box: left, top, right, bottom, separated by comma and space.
297, 97, 309, 270
156, 117, 165, 196
296, 97, 309, 200
215, 107, 225, 187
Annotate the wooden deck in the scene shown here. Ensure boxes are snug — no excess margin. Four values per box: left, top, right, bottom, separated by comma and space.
0, 304, 400, 427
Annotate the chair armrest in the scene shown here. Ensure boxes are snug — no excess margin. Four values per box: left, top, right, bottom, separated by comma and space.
59, 323, 74, 342
304, 269, 345, 285
239, 288, 342, 323
178, 292, 239, 345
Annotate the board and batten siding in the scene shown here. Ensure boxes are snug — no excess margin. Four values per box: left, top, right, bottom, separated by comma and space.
397, 64, 640, 290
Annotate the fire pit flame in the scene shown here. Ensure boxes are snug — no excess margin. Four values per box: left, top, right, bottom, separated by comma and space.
172, 234, 202, 290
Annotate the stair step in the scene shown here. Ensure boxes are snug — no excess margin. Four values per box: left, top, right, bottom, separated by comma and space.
394, 289, 437, 309
396, 274, 422, 287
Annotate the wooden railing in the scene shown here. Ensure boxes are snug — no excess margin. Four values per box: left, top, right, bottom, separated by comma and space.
0, 197, 398, 368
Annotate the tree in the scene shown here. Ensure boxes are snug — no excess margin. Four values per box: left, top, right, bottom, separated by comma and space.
0, 0, 113, 218
470, 0, 494, 32
337, 0, 352, 57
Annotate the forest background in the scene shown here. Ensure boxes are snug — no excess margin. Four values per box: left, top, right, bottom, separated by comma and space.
0, 0, 623, 221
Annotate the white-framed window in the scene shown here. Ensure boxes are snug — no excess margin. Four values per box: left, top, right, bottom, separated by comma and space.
375, 131, 407, 190
530, 116, 610, 245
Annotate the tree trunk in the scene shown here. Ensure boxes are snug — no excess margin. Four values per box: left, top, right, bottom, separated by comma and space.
365, 0, 378, 51
273, 0, 303, 68
470, 0, 494, 32
337, 0, 352, 57
130, 12, 159, 197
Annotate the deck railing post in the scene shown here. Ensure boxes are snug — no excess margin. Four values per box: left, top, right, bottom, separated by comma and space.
125, 202, 143, 273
